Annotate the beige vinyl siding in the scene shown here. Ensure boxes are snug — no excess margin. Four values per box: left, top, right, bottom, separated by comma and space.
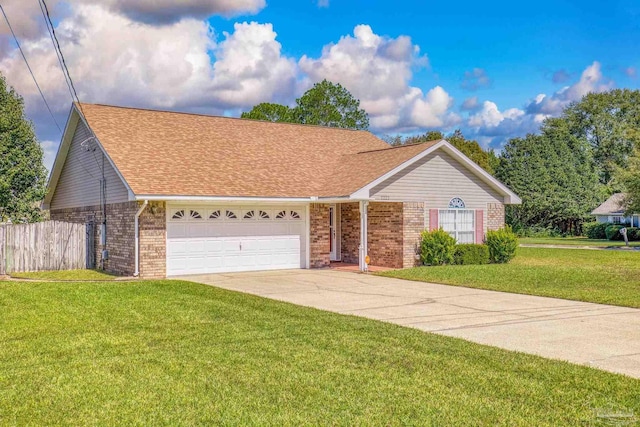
371, 150, 503, 236
370, 150, 503, 207
50, 121, 130, 210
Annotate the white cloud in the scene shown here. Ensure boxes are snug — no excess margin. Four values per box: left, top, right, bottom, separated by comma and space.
317, 0, 330, 7
465, 62, 615, 148
0, 0, 265, 40
460, 96, 479, 111
461, 68, 491, 91
299, 25, 458, 132
0, 5, 299, 141
0, 4, 215, 117
210, 22, 298, 108
526, 61, 613, 116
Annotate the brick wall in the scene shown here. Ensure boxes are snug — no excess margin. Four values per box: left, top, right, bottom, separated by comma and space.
487, 202, 505, 231
50, 201, 137, 275
340, 203, 360, 264
367, 202, 403, 268
402, 202, 424, 268
139, 201, 166, 279
309, 203, 331, 268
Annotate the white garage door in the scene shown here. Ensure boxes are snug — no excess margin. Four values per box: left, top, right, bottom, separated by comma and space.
166, 205, 307, 276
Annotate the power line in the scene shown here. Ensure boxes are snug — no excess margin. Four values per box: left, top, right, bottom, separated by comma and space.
39, 0, 87, 120
37, 0, 74, 102
0, 3, 62, 133
39, 0, 104, 177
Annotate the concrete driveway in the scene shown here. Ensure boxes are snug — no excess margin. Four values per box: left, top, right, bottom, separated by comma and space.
178, 269, 640, 378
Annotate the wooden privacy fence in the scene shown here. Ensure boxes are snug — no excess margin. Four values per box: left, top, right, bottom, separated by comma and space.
0, 221, 87, 275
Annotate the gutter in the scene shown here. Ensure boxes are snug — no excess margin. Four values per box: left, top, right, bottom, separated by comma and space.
134, 200, 148, 277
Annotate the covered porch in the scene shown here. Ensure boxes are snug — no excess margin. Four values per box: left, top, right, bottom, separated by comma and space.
309, 201, 424, 272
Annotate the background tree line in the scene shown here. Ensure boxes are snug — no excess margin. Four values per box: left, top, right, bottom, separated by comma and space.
3, 71, 639, 233
496, 89, 640, 235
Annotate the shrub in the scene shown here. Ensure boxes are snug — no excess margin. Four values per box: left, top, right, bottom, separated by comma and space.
605, 224, 624, 241
453, 244, 490, 265
485, 226, 518, 264
420, 228, 456, 266
627, 227, 640, 241
583, 222, 608, 239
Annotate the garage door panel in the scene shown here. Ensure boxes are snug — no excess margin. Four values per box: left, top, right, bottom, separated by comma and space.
167, 205, 306, 276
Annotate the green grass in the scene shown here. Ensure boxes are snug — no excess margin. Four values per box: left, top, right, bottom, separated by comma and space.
0, 281, 638, 425
520, 236, 640, 247
10, 269, 119, 281
381, 247, 640, 308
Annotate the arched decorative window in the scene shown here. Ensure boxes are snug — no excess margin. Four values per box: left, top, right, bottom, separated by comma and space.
448, 197, 466, 209
259, 210, 270, 219
276, 210, 287, 219
226, 210, 237, 219
172, 210, 185, 220
244, 210, 255, 219
209, 210, 221, 220
290, 211, 301, 219
190, 210, 202, 220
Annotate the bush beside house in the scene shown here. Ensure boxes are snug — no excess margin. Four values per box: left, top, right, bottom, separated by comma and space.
420, 227, 517, 266
453, 244, 490, 265
485, 227, 518, 264
420, 229, 456, 266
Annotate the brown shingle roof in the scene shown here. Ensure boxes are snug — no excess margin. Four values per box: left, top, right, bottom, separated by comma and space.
591, 193, 627, 215
79, 103, 439, 198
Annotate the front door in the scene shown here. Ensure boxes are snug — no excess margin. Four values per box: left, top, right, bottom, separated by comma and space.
329, 205, 338, 261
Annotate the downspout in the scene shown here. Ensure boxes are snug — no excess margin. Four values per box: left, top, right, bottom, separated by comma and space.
134, 200, 148, 277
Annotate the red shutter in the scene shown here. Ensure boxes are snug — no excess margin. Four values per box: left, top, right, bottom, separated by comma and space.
475, 210, 484, 243
429, 209, 439, 231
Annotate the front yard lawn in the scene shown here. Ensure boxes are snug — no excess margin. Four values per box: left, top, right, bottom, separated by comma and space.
10, 269, 119, 281
520, 236, 640, 247
1, 280, 638, 425
381, 247, 640, 308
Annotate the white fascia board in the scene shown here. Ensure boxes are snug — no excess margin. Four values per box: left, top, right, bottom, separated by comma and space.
74, 105, 135, 199
42, 107, 78, 209
349, 139, 522, 205
140, 195, 315, 203
316, 196, 369, 203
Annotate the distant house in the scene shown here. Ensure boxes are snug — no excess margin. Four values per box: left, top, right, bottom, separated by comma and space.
44, 103, 520, 278
591, 193, 639, 227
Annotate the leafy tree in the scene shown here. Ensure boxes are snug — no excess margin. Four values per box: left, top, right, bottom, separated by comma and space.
240, 103, 295, 123
241, 80, 369, 130
618, 147, 640, 215
294, 80, 369, 129
0, 74, 47, 222
496, 118, 602, 234
559, 89, 640, 185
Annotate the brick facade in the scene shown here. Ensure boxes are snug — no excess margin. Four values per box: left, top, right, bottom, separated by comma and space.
309, 203, 331, 268
51, 201, 137, 275
139, 201, 166, 279
340, 203, 360, 264
367, 203, 403, 268
487, 202, 505, 231
402, 202, 424, 268
50, 200, 167, 278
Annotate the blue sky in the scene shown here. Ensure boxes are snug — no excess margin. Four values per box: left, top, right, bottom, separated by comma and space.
0, 0, 638, 170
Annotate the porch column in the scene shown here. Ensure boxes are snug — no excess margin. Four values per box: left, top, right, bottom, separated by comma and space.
359, 200, 369, 272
